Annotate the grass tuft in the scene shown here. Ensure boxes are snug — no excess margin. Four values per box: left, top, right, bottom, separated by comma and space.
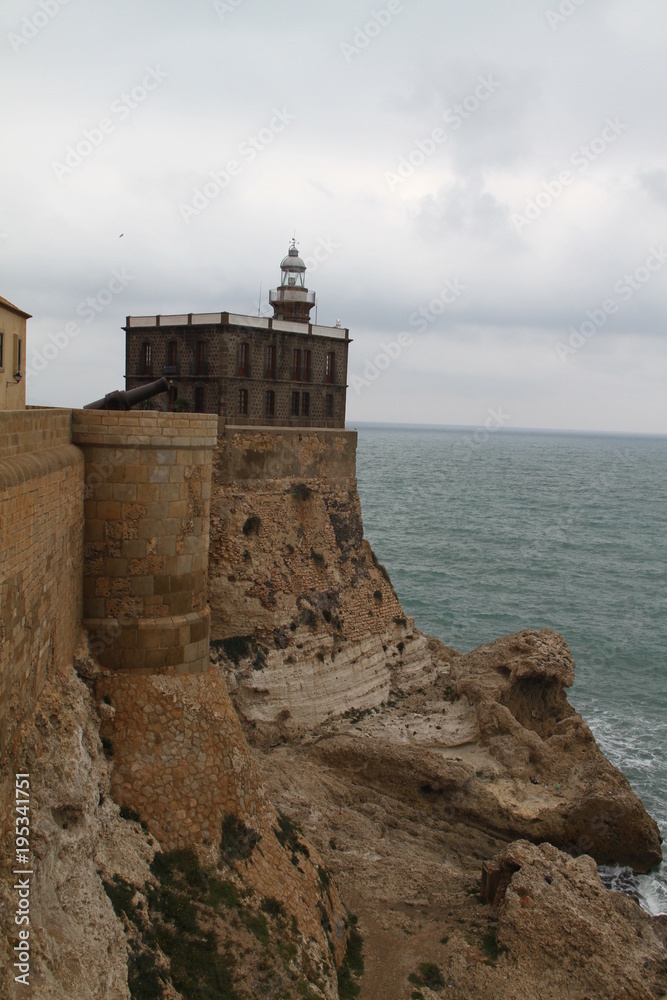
409, 962, 445, 991
260, 896, 285, 917
220, 813, 261, 864
337, 921, 364, 998
275, 811, 310, 859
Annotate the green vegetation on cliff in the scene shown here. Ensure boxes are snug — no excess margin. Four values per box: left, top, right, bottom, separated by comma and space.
103, 846, 333, 999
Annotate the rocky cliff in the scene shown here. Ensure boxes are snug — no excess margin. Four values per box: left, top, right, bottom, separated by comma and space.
203, 429, 664, 997
1, 426, 665, 1000
208, 427, 435, 738
0, 642, 348, 1000
256, 629, 666, 999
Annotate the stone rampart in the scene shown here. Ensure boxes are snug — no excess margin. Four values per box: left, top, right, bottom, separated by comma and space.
1, 410, 354, 979
0, 409, 83, 847
215, 423, 357, 482
0, 409, 83, 757
72, 410, 217, 675
208, 426, 436, 731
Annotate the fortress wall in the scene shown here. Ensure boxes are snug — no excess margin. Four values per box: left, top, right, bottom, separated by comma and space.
0, 408, 83, 757
0, 411, 353, 978
0, 408, 72, 458
71, 409, 217, 675
208, 427, 436, 730
209, 426, 404, 642
214, 423, 358, 482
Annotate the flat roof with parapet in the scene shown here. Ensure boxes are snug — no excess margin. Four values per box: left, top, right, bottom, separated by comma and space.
124, 311, 349, 340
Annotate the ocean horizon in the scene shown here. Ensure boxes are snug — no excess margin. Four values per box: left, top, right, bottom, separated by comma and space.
350, 419, 667, 440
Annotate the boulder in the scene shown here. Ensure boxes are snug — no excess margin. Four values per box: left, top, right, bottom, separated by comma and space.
490, 840, 667, 1000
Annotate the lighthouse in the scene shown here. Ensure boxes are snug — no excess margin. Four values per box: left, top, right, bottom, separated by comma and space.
269, 240, 316, 324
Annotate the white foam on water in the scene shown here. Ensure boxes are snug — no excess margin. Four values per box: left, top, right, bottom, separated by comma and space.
579, 701, 667, 916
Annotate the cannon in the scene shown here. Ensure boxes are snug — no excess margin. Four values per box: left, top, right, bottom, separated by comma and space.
83, 377, 171, 411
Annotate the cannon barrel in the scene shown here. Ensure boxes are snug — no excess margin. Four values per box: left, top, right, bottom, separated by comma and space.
83, 377, 171, 411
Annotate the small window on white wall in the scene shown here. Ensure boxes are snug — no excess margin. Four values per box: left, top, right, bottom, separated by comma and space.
12, 335, 22, 375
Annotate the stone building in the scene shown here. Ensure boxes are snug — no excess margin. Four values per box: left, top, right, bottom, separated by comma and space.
124, 243, 350, 427
0, 295, 30, 410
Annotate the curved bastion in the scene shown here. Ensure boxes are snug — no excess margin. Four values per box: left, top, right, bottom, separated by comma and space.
71, 409, 218, 675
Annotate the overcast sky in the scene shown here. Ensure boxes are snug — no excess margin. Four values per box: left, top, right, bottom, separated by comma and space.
2, 0, 667, 433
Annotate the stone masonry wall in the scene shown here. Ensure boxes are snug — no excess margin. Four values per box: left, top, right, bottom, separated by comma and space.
94, 663, 348, 963
125, 320, 348, 427
72, 410, 217, 675
0, 409, 83, 831
209, 426, 401, 640
208, 426, 437, 731
220, 323, 348, 427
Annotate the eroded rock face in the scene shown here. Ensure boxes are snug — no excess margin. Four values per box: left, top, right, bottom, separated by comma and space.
0, 651, 348, 999
491, 840, 667, 1000
304, 628, 661, 876
450, 629, 663, 872
256, 629, 667, 1000
208, 466, 438, 733
0, 662, 152, 1000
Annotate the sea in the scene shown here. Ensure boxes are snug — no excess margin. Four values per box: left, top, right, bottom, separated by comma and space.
354, 423, 667, 915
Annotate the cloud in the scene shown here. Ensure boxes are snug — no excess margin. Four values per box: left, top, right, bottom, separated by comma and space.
2, 0, 666, 431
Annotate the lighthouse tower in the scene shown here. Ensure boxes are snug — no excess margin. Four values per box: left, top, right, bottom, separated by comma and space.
269, 240, 316, 324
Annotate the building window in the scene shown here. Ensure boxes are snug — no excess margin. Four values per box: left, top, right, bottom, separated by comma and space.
303, 349, 311, 382
325, 394, 334, 419
290, 391, 300, 416
265, 390, 275, 417
194, 386, 205, 413
168, 386, 177, 412
238, 342, 250, 377
326, 351, 335, 383
165, 340, 178, 376
301, 392, 310, 417
292, 348, 301, 381
266, 344, 276, 379
141, 341, 152, 374
238, 388, 248, 414
0, 332, 3, 368
195, 340, 207, 376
